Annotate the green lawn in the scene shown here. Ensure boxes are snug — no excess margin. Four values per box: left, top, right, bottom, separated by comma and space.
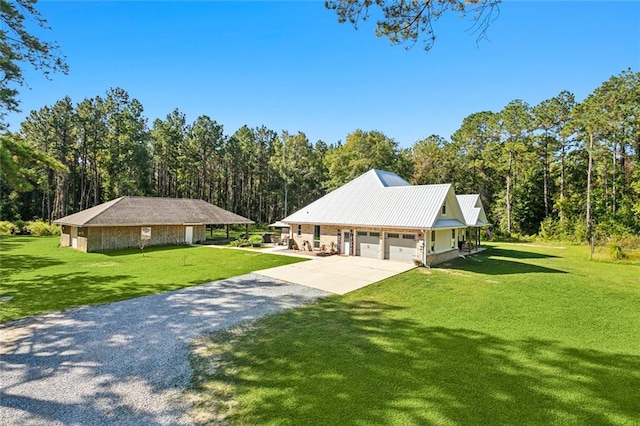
189, 243, 640, 425
0, 236, 305, 323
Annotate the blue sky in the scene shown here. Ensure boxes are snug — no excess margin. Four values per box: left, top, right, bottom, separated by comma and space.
8, 1, 640, 148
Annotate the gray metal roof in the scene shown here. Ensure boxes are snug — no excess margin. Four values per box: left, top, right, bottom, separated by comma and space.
54, 197, 254, 227
456, 194, 488, 226
283, 169, 467, 229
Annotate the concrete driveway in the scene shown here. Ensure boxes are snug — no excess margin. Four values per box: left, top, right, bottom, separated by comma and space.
255, 255, 415, 295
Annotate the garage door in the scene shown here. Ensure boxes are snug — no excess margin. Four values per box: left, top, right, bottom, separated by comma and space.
356, 231, 380, 259
385, 233, 417, 262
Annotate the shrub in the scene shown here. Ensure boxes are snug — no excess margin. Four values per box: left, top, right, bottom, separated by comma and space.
13, 219, 26, 232
0, 221, 17, 235
27, 220, 61, 236
609, 243, 627, 261
231, 237, 250, 247
249, 235, 263, 246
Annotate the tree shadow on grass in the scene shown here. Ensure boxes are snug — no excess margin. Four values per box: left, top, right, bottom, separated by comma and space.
486, 247, 560, 260
192, 299, 640, 425
0, 272, 140, 323
0, 254, 64, 278
444, 254, 567, 276
0, 274, 326, 424
0, 236, 31, 251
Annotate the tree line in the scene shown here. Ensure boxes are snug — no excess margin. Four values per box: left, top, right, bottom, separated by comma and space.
2, 69, 638, 240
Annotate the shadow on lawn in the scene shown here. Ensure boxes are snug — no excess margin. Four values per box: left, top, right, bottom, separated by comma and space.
0, 275, 324, 424
443, 246, 567, 275
0, 236, 31, 251
0, 271, 140, 323
193, 300, 640, 424
0, 254, 64, 278
487, 246, 560, 259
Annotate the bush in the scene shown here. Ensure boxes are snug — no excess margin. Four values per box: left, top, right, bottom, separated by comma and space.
609, 243, 627, 261
249, 235, 263, 246
13, 219, 26, 232
27, 220, 61, 236
0, 221, 17, 235
231, 237, 250, 247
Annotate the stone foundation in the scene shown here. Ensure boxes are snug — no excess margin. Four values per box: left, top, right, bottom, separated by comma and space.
425, 248, 460, 266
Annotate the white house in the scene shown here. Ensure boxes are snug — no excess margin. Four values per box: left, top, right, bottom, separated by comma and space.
282, 169, 486, 265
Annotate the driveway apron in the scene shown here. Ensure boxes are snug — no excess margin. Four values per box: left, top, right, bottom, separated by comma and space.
255, 255, 415, 294
0, 274, 328, 425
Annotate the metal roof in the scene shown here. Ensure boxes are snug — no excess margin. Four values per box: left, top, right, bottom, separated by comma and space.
456, 194, 488, 226
269, 221, 290, 228
282, 169, 467, 229
54, 197, 254, 227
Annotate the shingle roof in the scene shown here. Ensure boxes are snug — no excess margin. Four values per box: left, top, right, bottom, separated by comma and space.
282, 169, 465, 229
456, 194, 488, 226
54, 197, 253, 227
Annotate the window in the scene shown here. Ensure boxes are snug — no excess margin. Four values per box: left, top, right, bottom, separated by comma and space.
357, 231, 368, 237
314, 225, 321, 249
403, 234, 415, 240
451, 229, 456, 249
370, 232, 380, 238
442, 202, 446, 215
387, 233, 399, 239
431, 230, 436, 252
297, 224, 301, 236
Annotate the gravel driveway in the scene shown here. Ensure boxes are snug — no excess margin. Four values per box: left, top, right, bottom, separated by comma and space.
0, 274, 328, 425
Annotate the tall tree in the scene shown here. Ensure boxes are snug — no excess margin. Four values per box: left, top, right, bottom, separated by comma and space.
495, 100, 532, 236
75, 96, 108, 208
188, 115, 224, 203
151, 109, 187, 198
324, 129, 400, 190
270, 131, 316, 217
0, 133, 64, 220
102, 88, 151, 199
450, 110, 499, 210
410, 135, 453, 185
531, 91, 575, 218
1, 0, 68, 125
20, 97, 75, 220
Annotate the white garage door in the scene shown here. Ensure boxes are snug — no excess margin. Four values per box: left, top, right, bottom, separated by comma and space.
385, 233, 417, 262
356, 231, 380, 259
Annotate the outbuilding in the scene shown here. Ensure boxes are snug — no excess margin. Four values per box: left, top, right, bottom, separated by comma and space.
54, 196, 253, 252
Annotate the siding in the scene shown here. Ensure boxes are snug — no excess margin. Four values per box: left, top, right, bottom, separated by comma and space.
60, 226, 71, 247
83, 225, 206, 252
289, 223, 424, 258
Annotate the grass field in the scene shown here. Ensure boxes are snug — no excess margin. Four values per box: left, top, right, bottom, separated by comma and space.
0, 236, 305, 323
189, 243, 640, 425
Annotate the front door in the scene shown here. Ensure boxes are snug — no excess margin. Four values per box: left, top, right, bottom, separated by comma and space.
343, 231, 351, 256
185, 226, 193, 244
71, 227, 78, 248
